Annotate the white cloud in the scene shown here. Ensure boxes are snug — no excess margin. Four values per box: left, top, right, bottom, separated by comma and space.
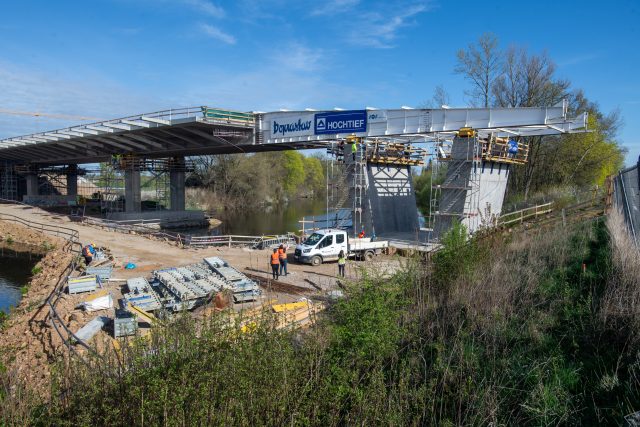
182, 0, 225, 18
199, 23, 236, 45
348, 3, 428, 48
311, 0, 360, 16
0, 61, 162, 139
275, 44, 324, 72
179, 44, 366, 112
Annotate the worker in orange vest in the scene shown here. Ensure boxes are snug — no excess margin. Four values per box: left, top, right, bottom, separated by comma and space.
358, 229, 366, 238
270, 248, 280, 280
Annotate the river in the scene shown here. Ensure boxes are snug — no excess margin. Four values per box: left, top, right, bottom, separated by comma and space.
193, 198, 330, 236
0, 255, 38, 314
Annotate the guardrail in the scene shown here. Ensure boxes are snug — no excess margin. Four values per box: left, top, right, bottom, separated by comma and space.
187, 234, 296, 249
78, 216, 186, 245
612, 164, 639, 246
0, 206, 102, 364
497, 202, 553, 227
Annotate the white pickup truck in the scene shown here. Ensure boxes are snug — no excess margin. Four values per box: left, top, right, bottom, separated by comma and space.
294, 229, 388, 265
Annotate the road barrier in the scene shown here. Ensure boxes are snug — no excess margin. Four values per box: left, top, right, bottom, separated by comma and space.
612, 164, 639, 246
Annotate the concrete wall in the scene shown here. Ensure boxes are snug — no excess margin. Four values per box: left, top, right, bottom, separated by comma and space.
107, 209, 207, 228
365, 164, 419, 236
473, 162, 510, 227
434, 159, 511, 238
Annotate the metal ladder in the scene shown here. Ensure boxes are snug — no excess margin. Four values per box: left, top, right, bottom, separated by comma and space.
351, 144, 367, 236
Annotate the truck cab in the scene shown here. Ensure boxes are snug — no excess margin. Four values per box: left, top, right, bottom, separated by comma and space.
294, 228, 388, 266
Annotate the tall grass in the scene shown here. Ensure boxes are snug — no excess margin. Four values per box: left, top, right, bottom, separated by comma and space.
4, 216, 640, 425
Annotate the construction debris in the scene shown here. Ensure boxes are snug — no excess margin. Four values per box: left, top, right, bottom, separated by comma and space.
74, 315, 109, 342
78, 291, 113, 312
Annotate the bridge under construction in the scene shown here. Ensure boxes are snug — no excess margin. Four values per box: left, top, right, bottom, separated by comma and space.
0, 103, 588, 242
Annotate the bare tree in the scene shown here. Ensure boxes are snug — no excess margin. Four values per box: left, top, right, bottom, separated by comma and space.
455, 33, 502, 107
419, 84, 451, 108
492, 48, 570, 199
432, 84, 451, 107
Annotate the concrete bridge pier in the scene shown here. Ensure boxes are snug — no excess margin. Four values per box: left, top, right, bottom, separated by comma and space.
170, 157, 186, 211
66, 165, 78, 197
25, 173, 38, 197
125, 169, 141, 212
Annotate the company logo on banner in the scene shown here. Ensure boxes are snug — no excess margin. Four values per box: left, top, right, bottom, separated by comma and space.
271, 113, 314, 138
315, 110, 367, 135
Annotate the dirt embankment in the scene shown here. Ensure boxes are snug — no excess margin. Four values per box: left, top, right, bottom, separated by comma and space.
0, 220, 74, 397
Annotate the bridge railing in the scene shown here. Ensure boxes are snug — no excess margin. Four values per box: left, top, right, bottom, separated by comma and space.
201, 107, 255, 126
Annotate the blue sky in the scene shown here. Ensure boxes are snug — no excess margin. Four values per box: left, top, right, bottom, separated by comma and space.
1, 0, 639, 164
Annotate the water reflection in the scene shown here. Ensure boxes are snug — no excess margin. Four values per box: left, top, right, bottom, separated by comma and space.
0, 255, 38, 314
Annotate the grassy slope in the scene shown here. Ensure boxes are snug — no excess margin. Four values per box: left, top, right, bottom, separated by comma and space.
3, 216, 640, 426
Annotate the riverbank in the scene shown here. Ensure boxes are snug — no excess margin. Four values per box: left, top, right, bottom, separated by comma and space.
0, 219, 72, 397
0, 203, 402, 400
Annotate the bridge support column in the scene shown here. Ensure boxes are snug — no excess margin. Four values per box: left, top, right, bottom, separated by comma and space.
26, 173, 38, 196
66, 165, 78, 197
125, 169, 141, 212
170, 157, 186, 211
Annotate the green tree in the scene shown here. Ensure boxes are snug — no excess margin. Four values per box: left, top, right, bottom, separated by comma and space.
303, 156, 325, 195
281, 151, 306, 196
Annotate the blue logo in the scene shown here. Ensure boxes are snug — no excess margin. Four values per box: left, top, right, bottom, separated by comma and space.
315, 110, 367, 135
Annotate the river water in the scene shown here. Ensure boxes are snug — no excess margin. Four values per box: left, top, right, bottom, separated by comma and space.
194, 198, 330, 236
0, 255, 38, 314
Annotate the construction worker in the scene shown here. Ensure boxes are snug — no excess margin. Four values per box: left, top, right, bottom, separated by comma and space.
278, 244, 288, 276
338, 250, 346, 278
270, 248, 280, 280
351, 141, 357, 161
338, 140, 345, 163
82, 242, 96, 265
358, 228, 366, 238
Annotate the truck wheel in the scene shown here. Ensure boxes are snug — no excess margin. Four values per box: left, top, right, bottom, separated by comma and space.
364, 250, 374, 261
311, 255, 323, 266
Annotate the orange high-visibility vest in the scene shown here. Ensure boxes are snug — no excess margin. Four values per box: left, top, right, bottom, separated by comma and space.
278, 248, 286, 259
271, 253, 280, 265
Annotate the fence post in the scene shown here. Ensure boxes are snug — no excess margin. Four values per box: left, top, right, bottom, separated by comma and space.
562, 209, 566, 227
228, 236, 231, 248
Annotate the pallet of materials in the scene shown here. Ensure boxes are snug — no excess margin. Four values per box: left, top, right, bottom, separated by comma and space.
123, 277, 163, 311
86, 265, 114, 280
68, 275, 98, 294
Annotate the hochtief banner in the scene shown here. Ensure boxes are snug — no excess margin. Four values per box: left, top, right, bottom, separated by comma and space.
315, 110, 367, 135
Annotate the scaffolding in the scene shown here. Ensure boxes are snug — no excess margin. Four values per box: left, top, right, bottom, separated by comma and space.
322, 137, 428, 236
429, 131, 530, 239
0, 161, 17, 201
